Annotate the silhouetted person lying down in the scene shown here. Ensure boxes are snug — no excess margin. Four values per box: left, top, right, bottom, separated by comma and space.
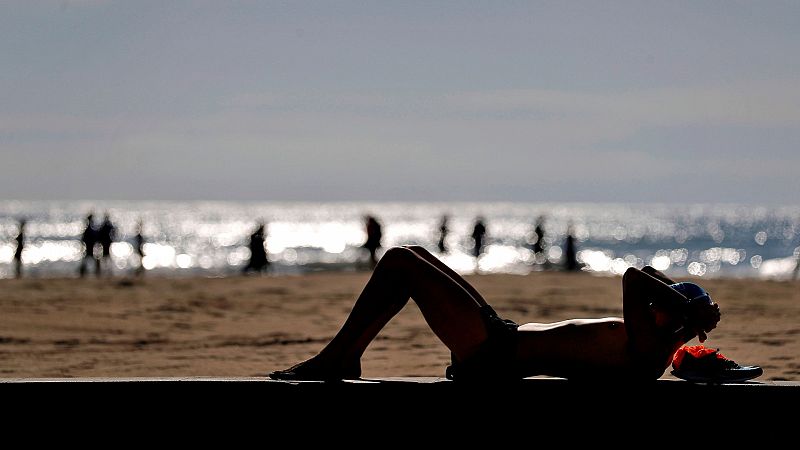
270, 246, 722, 382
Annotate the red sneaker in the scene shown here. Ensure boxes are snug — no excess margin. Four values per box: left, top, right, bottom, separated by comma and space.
671, 345, 763, 383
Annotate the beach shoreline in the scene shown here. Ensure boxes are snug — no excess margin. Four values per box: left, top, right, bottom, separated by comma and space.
1, 272, 797, 381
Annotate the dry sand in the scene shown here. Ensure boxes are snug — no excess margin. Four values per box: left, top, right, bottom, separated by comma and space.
0, 272, 797, 380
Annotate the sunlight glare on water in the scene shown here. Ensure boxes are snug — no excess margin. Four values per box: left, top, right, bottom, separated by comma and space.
0, 201, 797, 280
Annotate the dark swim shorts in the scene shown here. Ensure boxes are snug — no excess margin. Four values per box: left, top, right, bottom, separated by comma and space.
445, 305, 520, 382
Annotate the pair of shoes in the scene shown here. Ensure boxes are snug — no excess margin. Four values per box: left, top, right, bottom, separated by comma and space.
671, 345, 763, 383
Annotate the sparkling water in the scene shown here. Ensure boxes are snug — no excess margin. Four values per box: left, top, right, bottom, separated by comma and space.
1, 200, 798, 279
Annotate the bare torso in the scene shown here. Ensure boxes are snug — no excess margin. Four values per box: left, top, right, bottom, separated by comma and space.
515, 318, 643, 379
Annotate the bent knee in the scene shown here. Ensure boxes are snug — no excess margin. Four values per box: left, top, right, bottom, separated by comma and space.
376, 247, 420, 275
401, 245, 427, 255
382, 246, 417, 262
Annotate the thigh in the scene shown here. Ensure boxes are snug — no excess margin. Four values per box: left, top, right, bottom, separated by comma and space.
395, 248, 489, 360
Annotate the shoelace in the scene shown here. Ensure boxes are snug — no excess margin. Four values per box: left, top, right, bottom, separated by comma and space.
713, 354, 742, 370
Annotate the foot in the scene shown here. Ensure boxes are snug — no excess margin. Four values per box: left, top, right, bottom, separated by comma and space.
269, 355, 361, 381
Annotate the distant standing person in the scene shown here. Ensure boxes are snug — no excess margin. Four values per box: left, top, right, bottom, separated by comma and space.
363, 215, 383, 269
242, 222, 269, 274
135, 220, 146, 276
471, 217, 487, 258
564, 223, 578, 272
97, 213, 116, 276
531, 216, 546, 256
13, 219, 25, 278
437, 215, 449, 254
79, 213, 98, 277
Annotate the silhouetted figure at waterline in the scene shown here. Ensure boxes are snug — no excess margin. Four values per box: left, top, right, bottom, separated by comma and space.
97, 213, 116, 276
242, 222, 270, 274
134, 220, 146, 276
437, 215, 449, 254
529, 215, 546, 258
79, 213, 100, 278
13, 219, 25, 278
564, 224, 579, 272
793, 248, 800, 281
363, 215, 383, 269
471, 217, 487, 258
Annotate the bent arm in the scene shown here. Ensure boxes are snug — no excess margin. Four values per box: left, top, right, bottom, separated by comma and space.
622, 267, 694, 376
635, 266, 720, 341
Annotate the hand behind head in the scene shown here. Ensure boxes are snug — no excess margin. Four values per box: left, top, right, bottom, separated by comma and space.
688, 301, 721, 341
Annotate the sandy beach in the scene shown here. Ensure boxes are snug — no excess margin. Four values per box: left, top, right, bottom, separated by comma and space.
0, 271, 797, 381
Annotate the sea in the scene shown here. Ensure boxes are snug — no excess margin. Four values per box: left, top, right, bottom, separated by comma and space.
1, 200, 798, 280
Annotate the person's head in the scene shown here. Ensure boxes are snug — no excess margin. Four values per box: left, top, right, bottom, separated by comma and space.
670, 282, 713, 306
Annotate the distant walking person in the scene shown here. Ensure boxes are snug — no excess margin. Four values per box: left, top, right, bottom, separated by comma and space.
437, 215, 449, 254
564, 223, 579, 272
13, 219, 25, 278
97, 213, 116, 276
135, 220, 146, 276
471, 217, 487, 258
793, 248, 799, 280
242, 222, 269, 274
363, 215, 383, 269
530, 216, 546, 257
79, 213, 98, 277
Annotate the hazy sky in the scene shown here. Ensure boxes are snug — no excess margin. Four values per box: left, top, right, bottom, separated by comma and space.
1, 1, 798, 203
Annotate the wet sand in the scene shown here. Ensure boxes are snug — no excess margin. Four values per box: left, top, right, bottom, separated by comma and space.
0, 272, 797, 380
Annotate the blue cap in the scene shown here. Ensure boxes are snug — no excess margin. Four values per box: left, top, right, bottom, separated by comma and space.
670, 282, 712, 305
